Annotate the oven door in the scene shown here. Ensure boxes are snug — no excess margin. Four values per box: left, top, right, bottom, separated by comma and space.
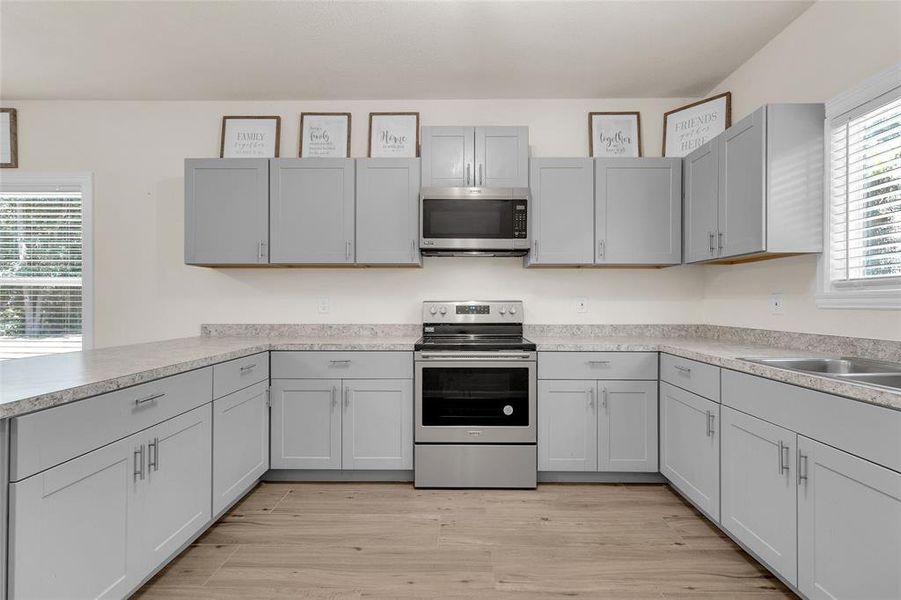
420, 195, 528, 251
415, 352, 536, 443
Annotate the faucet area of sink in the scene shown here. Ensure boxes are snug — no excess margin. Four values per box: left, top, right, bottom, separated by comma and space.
739, 357, 901, 392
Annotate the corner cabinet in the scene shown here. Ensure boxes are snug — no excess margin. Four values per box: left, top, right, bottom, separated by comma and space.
421, 126, 529, 188
185, 158, 269, 265
684, 103, 824, 264
269, 158, 356, 264
595, 158, 681, 265
355, 158, 421, 265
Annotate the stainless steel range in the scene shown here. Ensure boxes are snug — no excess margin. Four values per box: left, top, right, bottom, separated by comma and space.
414, 301, 537, 488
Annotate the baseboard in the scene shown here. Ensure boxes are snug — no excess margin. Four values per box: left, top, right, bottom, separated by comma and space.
539, 471, 666, 483
264, 469, 414, 482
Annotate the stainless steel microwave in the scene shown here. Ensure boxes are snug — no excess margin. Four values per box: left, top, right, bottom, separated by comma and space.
419, 187, 530, 256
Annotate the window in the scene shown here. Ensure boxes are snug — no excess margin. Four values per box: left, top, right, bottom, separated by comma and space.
0, 174, 93, 359
819, 65, 901, 309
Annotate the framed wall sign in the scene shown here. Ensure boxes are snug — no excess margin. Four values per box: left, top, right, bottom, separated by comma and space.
368, 112, 420, 157
589, 112, 641, 157
220, 116, 281, 158
1, 108, 18, 168
300, 113, 351, 158
663, 92, 732, 157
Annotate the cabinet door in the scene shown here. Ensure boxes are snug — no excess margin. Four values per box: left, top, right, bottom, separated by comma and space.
597, 381, 658, 472
342, 379, 413, 470
475, 126, 529, 188
137, 404, 212, 574
355, 158, 421, 265
185, 158, 269, 265
213, 381, 270, 515
659, 382, 720, 520
527, 158, 594, 265
798, 436, 901, 600
421, 126, 475, 187
596, 158, 681, 265
721, 407, 797, 585
270, 158, 355, 264
538, 380, 598, 471
270, 379, 342, 469
719, 107, 766, 258
9, 437, 137, 599
683, 141, 720, 263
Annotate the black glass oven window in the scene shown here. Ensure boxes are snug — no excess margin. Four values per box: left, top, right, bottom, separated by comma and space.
421, 367, 529, 426
422, 199, 514, 239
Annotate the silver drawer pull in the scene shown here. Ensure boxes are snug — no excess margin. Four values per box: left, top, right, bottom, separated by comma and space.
673, 365, 692, 375
329, 359, 352, 365
134, 392, 165, 406
239, 363, 257, 373
588, 360, 611, 365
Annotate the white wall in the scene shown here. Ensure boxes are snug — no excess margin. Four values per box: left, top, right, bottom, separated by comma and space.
702, 0, 901, 341
10, 98, 705, 347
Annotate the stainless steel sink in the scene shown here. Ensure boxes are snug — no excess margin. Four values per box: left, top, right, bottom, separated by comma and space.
739, 356, 901, 391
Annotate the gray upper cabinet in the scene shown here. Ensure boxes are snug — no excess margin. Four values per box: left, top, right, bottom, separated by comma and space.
527, 158, 594, 265
269, 158, 355, 264
475, 126, 529, 188
421, 127, 475, 187
683, 141, 720, 263
185, 158, 269, 265
683, 103, 824, 264
596, 158, 682, 265
421, 126, 529, 188
355, 158, 421, 265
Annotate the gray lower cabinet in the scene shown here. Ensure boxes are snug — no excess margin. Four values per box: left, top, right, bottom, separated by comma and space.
269, 158, 355, 264
213, 380, 270, 515
527, 158, 594, 265
683, 104, 824, 263
538, 379, 657, 473
270, 374, 413, 471
185, 158, 269, 265
798, 436, 901, 599
721, 406, 798, 585
595, 158, 682, 265
355, 158, 421, 265
270, 378, 342, 469
8, 404, 212, 599
659, 382, 720, 520
421, 126, 528, 188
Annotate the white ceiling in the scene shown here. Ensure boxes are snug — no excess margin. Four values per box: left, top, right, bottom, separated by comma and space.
0, 0, 814, 100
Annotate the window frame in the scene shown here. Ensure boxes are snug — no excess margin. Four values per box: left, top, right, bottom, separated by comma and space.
0, 172, 94, 350
817, 63, 901, 310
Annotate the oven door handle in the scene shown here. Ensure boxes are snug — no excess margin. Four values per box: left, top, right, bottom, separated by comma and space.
418, 352, 534, 361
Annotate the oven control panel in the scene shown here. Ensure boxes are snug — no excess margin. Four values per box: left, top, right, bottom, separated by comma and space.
422, 301, 523, 323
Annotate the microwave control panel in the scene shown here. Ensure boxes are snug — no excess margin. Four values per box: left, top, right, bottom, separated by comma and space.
513, 204, 527, 238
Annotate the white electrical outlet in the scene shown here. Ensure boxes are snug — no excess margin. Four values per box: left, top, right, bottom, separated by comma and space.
576, 298, 588, 313
318, 297, 330, 314
769, 293, 784, 315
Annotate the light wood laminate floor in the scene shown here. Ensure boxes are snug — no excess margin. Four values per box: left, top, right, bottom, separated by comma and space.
134, 482, 795, 599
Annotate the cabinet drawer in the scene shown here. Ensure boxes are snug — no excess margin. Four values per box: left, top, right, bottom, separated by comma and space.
213, 352, 269, 399
660, 354, 720, 401
10, 368, 212, 482
538, 352, 657, 380
270, 351, 413, 380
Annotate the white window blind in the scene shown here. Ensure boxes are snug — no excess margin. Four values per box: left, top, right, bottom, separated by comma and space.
829, 92, 901, 284
0, 191, 84, 359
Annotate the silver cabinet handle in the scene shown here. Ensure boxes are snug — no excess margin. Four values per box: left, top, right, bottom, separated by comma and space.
708, 232, 715, 254
135, 392, 165, 407
588, 360, 611, 365
705, 411, 713, 437
134, 444, 145, 481
479, 163, 483, 186
587, 387, 595, 410
598, 240, 605, 259
329, 359, 351, 365
148, 437, 159, 472
533, 240, 538, 260
601, 387, 608, 411
673, 365, 692, 375
717, 231, 724, 252
239, 363, 256, 374
466, 163, 471, 186
778, 441, 790, 475
708, 411, 716, 436
410, 239, 416, 261
344, 386, 350, 411
258, 240, 264, 261
798, 451, 809, 485
331, 385, 337, 410
345, 240, 352, 261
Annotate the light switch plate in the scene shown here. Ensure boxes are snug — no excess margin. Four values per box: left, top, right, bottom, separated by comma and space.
576, 298, 588, 313
318, 297, 330, 314
769, 293, 784, 315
